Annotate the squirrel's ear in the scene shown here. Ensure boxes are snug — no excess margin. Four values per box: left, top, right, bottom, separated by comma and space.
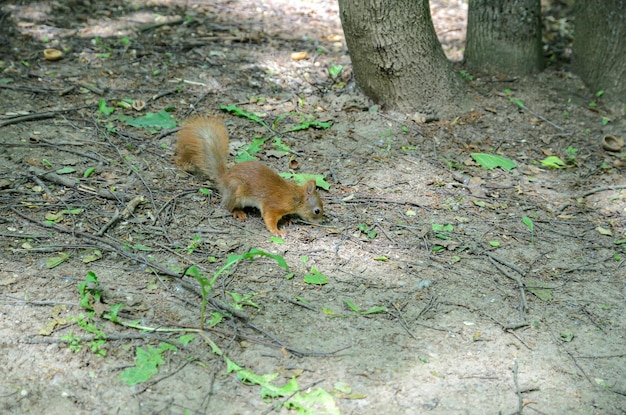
304, 179, 317, 194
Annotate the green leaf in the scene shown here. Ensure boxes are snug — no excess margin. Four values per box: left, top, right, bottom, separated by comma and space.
55, 167, 76, 174
103, 303, 125, 323
117, 110, 176, 130
361, 306, 387, 315
119, 343, 177, 385
304, 266, 328, 285
46, 253, 69, 269
541, 156, 566, 169
343, 299, 360, 313
560, 330, 574, 342
219, 105, 267, 127
328, 64, 343, 79
98, 99, 115, 115
522, 216, 534, 232
178, 334, 195, 345
280, 172, 330, 190
133, 244, 152, 251
526, 280, 552, 301
470, 153, 517, 171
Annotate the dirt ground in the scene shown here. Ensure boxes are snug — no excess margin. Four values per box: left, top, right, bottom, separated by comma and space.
1, 1, 625, 414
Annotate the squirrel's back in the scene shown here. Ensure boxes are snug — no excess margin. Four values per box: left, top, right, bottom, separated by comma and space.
174, 116, 229, 180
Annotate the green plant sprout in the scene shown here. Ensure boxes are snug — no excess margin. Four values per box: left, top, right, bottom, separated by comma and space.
64, 271, 342, 411
459, 70, 474, 81
60, 271, 119, 356
357, 223, 377, 239
186, 235, 202, 254
343, 299, 387, 315
119, 343, 177, 385
564, 146, 578, 164
227, 292, 260, 310
187, 248, 288, 329
522, 216, 535, 244
301, 256, 328, 285
541, 156, 566, 169
328, 64, 344, 80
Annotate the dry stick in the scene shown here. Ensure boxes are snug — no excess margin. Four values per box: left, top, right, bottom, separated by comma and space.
36, 138, 107, 163
389, 302, 417, 340
487, 256, 528, 319
29, 166, 136, 202
512, 359, 523, 415
578, 184, 626, 198
0, 111, 58, 127
341, 197, 426, 209
485, 252, 526, 276
23, 333, 173, 345
521, 104, 566, 132
96, 195, 146, 236
0, 104, 96, 127
30, 174, 56, 200
10, 207, 181, 278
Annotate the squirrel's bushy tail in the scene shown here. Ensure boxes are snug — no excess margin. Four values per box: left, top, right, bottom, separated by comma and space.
175, 116, 229, 180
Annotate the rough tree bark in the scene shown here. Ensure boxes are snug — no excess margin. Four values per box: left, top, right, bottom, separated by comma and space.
572, 1, 626, 106
338, 0, 470, 118
465, 0, 543, 75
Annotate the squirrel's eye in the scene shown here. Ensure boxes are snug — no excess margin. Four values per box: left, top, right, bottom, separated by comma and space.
314, 208, 320, 215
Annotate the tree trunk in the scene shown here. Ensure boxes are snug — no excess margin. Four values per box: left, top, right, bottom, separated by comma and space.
338, 0, 470, 118
572, 1, 626, 107
465, 0, 543, 75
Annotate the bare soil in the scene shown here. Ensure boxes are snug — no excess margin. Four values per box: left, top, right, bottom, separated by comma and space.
1, 1, 625, 414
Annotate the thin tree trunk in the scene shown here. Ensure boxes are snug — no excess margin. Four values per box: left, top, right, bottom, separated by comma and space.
338, 0, 470, 118
465, 0, 543, 75
572, 0, 626, 107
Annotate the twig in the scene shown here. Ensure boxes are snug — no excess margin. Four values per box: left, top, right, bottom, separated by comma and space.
341, 196, 426, 209
512, 359, 523, 415
10, 207, 181, 278
29, 166, 136, 202
578, 184, 626, 198
96, 195, 146, 236
277, 295, 318, 311
487, 256, 528, 318
0, 104, 95, 127
389, 302, 417, 339
485, 252, 525, 276
521, 105, 565, 131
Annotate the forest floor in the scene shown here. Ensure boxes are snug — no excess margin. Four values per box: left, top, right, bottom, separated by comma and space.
1, 1, 625, 414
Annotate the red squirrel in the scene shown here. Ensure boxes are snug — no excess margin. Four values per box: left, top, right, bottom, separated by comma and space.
174, 116, 324, 237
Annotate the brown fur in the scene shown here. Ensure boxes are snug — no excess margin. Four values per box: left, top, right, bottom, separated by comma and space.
174, 116, 323, 236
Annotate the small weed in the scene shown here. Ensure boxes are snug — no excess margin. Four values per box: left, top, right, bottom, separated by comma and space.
187, 248, 288, 329
301, 256, 328, 285
357, 223, 377, 239
186, 235, 202, 254
343, 299, 387, 315
564, 146, 578, 164
119, 343, 178, 386
459, 70, 474, 81
522, 216, 535, 244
